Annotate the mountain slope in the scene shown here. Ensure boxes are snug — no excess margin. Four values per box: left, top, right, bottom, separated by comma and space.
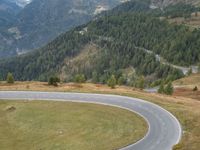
1, 0, 200, 58
1, 1, 200, 83
0, 0, 124, 57
0, 2, 187, 83
0, 0, 21, 27
0, 0, 22, 57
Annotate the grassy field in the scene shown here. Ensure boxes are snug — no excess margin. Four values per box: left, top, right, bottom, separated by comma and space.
0, 82, 200, 150
174, 73, 200, 88
0, 100, 147, 150
173, 73, 200, 100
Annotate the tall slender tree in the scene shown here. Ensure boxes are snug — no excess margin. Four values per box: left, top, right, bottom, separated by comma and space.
7, 73, 14, 84
107, 75, 117, 89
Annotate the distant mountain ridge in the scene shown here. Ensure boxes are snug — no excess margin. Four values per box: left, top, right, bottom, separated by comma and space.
0, 0, 21, 26
0, 0, 124, 57
0, 0, 22, 56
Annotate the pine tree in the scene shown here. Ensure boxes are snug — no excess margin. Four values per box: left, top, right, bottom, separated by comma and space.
92, 71, 98, 83
74, 74, 86, 83
187, 68, 192, 76
7, 73, 14, 84
48, 76, 60, 86
107, 75, 116, 89
79, 74, 86, 83
193, 86, 198, 91
198, 64, 200, 73
118, 76, 126, 85
165, 82, 174, 95
158, 82, 164, 94
137, 76, 145, 90
0, 75, 2, 81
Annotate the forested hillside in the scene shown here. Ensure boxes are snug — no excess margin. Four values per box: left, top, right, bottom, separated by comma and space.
0, 0, 200, 86
1, 0, 200, 58
0, 0, 123, 58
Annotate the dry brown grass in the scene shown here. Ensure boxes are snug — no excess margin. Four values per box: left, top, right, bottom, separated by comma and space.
0, 81, 200, 150
174, 73, 200, 88
166, 12, 200, 29
174, 88, 200, 100
0, 81, 138, 94
173, 73, 200, 100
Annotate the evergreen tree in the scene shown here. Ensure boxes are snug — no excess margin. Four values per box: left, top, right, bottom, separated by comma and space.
48, 76, 60, 86
128, 74, 136, 87
107, 75, 117, 89
74, 74, 86, 83
198, 64, 200, 73
164, 82, 174, 95
6, 73, 14, 84
193, 86, 198, 91
158, 82, 164, 94
118, 76, 126, 85
92, 71, 98, 83
79, 74, 86, 83
195, 11, 198, 17
137, 76, 145, 90
187, 68, 192, 76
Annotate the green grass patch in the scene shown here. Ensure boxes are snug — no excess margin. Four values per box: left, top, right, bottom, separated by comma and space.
0, 100, 147, 150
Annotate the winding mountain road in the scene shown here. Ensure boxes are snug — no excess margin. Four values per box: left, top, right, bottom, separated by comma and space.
0, 91, 181, 150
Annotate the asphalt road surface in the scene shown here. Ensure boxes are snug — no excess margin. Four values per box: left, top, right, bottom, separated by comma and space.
0, 91, 182, 150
